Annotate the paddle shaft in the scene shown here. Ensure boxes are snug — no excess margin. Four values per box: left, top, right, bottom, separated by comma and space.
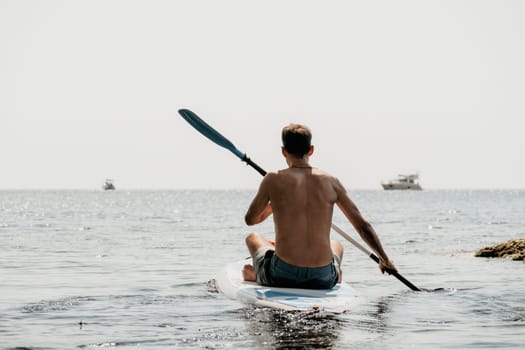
178, 108, 421, 291
243, 155, 266, 176
331, 224, 420, 291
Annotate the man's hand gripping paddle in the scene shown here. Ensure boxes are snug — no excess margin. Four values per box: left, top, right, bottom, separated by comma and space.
178, 108, 423, 292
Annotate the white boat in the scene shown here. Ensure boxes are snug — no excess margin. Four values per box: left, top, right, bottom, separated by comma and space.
102, 179, 115, 191
381, 174, 422, 190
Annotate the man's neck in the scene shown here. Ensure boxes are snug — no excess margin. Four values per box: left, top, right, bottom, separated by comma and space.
288, 157, 311, 169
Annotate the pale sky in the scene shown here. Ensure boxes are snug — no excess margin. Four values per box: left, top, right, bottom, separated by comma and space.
1, 0, 524, 190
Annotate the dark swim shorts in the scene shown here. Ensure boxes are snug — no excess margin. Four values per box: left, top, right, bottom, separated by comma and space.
253, 247, 340, 289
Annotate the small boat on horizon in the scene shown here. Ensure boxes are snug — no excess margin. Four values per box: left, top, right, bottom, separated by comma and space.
102, 179, 115, 191
381, 174, 422, 191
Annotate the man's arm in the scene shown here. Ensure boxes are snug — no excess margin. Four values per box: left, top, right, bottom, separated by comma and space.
333, 178, 397, 274
245, 174, 273, 226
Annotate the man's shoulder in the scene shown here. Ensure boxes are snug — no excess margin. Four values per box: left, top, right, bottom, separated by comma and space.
265, 170, 281, 178
311, 167, 333, 176
311, 168, 339, 181
261, 170, 281, 186
312, 169, 347, 192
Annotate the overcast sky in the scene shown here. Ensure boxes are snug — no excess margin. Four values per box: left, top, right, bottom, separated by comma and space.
1, 0, 524, 190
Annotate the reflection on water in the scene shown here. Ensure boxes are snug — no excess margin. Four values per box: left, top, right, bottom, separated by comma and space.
243, 307, 343, 349
239, 295, 399, 349
363, 296, 393, 333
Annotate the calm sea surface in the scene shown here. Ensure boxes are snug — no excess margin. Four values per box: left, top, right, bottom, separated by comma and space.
1, 190, 524, 349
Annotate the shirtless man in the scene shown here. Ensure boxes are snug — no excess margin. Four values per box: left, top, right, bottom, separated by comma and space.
242, 123, 397, 289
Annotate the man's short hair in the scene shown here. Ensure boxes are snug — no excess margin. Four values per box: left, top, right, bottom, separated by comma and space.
281, 124, 312, 158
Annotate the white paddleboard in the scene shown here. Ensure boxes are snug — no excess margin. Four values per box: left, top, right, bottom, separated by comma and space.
215, 259, 358, 314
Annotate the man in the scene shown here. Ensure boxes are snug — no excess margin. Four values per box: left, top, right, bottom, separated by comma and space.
242, 123, 397, 289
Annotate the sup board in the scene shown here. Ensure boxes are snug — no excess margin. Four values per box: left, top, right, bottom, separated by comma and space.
215, 259, 358, 314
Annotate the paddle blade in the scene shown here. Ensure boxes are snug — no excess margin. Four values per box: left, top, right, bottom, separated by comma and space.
178, 109, 245, 160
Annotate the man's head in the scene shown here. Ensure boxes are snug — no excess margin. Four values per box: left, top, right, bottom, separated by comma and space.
281, 123, 312, 158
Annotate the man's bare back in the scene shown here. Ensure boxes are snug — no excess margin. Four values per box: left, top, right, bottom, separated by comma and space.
246, 166, 340, 267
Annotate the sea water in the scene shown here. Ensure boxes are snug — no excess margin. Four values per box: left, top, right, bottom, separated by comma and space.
1, 190, 524, 349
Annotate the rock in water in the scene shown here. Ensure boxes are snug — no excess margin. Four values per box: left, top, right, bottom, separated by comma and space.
475, 238, 525, 261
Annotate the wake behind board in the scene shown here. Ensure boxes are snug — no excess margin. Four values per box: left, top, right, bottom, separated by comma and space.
215, 259, 358, 314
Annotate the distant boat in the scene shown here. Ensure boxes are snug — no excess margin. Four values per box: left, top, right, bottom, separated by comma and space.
102, 179, 115, 191
381, 174, 422, 191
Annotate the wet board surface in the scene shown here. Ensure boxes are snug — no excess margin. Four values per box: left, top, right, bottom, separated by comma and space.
215, 259, 358, 314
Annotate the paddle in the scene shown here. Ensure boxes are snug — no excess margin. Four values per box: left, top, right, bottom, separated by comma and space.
179, 109, 266, 176
330, 224, 420, 291
178, 108, 421, 292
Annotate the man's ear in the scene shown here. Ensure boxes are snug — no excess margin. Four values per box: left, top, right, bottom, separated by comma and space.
281, 147, 287, 157
308, 145, 314, 156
